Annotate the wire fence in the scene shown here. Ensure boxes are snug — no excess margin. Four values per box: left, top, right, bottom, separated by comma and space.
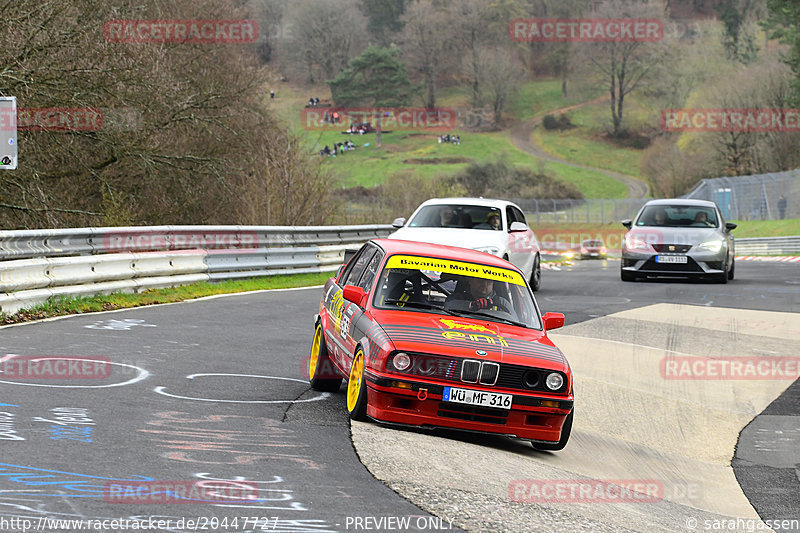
510, 198, 650, 225
682, 169, 799, 221
338, 169, 799, 225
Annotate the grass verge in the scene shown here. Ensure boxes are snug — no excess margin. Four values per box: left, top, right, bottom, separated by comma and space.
0, 271, 332, 326
531, 96, 654, 179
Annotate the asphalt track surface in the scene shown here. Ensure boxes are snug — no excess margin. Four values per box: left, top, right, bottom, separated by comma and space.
0, 259, 797, 533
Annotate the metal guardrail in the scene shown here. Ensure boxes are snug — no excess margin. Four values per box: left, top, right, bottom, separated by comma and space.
0, 225, 796, 315
0, 225, 392, 314
0, 225, 392, 260
735, 236, 800, 255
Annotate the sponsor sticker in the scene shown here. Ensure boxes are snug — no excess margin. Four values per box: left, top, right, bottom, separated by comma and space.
384, 255, 525, 286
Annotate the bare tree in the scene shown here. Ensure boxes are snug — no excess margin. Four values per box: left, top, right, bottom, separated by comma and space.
247, 0, 289, 63
281, 0, 367, 83
578, 0, 666, 137
526, 0, 589, 97
400, 1, 453, 108
450, 0, 526, 106
0, 0, 333, 228
476, 46, 524, 125
684, 54, 800, 176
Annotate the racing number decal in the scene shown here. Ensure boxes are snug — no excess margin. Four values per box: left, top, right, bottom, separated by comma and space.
340, 312, 351, 340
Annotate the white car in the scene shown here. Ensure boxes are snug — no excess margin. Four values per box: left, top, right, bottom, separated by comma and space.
388, 198, 542, 291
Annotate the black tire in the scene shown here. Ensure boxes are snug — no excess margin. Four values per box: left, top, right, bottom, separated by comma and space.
346, 347, 368, 421
728, 257, 735, 280
529, 254, 542, 292
532, 409, 573, 451
621, 268, 636, 282
309, 323, 343, 392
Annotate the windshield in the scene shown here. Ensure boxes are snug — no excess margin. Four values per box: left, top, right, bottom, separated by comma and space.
407, 204, 503, 230
636, 205, 719, 228
373, 254, 542, 329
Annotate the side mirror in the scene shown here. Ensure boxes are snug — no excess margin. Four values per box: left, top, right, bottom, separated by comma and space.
622, 219, 632, 230
509, 221, 528, 233
542, 312, 565, 331
726, 222, 737, 231
392, 217, 406, 229
342, 285, 367, 307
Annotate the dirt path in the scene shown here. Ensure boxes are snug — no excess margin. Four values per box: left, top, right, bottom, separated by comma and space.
509, 96, 650, 199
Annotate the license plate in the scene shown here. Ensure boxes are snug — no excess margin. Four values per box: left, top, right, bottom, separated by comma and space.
656, 255, 687, 264
442, 387, 512, 410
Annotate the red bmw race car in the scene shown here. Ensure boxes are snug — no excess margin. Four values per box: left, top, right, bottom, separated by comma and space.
308, 239, 573, 451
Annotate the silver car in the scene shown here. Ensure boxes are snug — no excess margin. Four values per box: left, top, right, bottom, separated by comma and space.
620, 199, 736, 283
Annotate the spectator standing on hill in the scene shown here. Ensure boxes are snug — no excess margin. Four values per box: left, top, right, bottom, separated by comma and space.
778, 195, 787, 219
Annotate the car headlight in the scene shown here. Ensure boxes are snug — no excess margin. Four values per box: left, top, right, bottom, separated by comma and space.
391, 352, 412, 372
475, 246, 500, 256
697, 240, 724, 253
545, 372, 564, 391
624, 235, 651, 252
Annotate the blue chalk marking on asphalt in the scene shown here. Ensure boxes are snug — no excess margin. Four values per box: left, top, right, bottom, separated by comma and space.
0, 463, 288, 504
0, 463, 153, 497
0, 403, 18, 407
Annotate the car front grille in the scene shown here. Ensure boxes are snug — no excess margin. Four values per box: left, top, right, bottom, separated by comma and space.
461, 360, 480, 383
396, 353, 567, 394
652, 244, 692, 253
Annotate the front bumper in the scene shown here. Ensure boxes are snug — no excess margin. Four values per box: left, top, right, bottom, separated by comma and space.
364, 372, 572, 442
621, 250, 726, 277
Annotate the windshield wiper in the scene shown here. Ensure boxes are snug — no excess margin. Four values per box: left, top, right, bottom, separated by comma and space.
382, 299, 459, 315
455, 309, 529, 328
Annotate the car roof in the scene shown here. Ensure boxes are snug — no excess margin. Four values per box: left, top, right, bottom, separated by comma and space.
643, 199, 718, 208
416, 197, 517, 209
371, 238, 522, 271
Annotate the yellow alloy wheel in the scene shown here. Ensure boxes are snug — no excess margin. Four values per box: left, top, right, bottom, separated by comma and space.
309, 325, 321, 380
347, 351, 364, 413
308, 323, 342, 392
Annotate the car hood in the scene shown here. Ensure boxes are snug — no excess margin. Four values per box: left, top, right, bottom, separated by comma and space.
627, 226, 725, 246
388, 227, 504, 251
371, 309, 568, 371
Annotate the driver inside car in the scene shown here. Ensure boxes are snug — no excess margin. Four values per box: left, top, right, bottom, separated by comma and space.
444, 276, 512, 313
